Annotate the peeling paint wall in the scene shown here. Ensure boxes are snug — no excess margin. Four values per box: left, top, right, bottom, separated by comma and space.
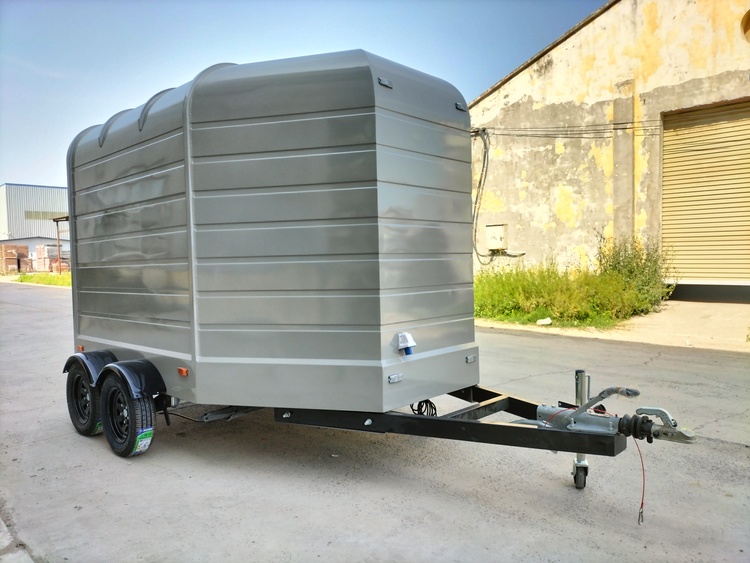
470, 0, 750, 271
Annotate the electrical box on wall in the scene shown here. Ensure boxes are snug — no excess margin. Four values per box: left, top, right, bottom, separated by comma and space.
485, 224, 507, 251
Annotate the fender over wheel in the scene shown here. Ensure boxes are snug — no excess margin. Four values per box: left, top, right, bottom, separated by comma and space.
66, 364, 102, 436
100, 376, 156, 457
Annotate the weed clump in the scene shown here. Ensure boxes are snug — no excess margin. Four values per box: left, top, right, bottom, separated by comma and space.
474, 236, 676, 327
596, 236, 675, 314
17, 272, 72, 286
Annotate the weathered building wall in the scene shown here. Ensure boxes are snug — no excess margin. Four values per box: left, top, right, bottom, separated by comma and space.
470, 0, 750, 273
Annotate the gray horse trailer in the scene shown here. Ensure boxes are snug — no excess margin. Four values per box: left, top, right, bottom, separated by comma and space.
64, 51, 691, 489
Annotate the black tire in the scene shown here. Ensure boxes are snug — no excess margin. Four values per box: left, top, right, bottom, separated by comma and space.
66, 364, 102, 436
100, 376, 155, 457
574, 466, 587, 490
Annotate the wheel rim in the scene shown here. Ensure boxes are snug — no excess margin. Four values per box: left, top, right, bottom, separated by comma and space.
72, 373, 92, 424
107, 387, 130, 443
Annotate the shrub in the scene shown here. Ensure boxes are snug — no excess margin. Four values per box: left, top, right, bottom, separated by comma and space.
474, 235, 677, 326
595, 235, 676, 314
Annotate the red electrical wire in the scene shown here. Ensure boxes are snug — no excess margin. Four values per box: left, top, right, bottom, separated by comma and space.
545, 405, 648, 523
598, 408, 647, 523
633, 436, 646, 524
542, 406, 576, 427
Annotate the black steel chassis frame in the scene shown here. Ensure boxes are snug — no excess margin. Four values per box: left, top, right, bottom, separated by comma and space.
274, 385, 627, 457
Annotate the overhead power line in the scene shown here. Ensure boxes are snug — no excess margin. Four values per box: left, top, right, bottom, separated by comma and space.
480, 119, 662, 139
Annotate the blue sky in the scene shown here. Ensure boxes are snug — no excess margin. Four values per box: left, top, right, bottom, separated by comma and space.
0, 0, 606, 187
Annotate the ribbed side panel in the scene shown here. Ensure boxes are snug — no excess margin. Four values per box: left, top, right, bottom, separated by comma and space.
191, 108, 474, 362
662, 100, 750, 284
71, 131, 191, 358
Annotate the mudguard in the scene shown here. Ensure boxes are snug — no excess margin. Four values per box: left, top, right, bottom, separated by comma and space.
99, 360, 167, 398
64, 350, 118, 386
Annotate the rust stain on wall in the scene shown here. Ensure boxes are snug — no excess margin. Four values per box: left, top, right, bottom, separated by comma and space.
634, 208, 648, 232
588, 142, 614, 194
515, 170, 529, 201
698, 0, 745, 56
573, 244, 590, 269
631, 89, 649, 237
688, 24, 710, 69
624, 0, 663, 85
481, 190, 507, 214
553, 184, 583, 229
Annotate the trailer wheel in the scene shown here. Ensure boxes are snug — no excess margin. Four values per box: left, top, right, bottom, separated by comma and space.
574, 466, 587, 490
66, 364, 102, 436
100, 376, 155, 457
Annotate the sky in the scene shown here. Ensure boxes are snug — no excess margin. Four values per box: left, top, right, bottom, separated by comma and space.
0, 0, 607, 187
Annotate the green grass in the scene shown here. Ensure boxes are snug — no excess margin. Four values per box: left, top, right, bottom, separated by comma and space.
17, 272, 72, 286
475, 236, 676, 328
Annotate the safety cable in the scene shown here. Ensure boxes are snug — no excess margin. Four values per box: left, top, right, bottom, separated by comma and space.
158, 410, 202, 423
633, 436, 646, 524
543, 405, 648, 522
410, 400, 437, 417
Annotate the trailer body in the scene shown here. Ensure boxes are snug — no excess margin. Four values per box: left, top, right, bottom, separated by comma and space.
67, 50, 478, 412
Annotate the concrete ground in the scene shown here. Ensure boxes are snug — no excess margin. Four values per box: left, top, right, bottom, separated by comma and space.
477, 298, 750, 354
1, 280, 748, 562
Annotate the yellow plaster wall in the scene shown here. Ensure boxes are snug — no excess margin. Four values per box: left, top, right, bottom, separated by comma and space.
475, 0, 750, 114
470, 0, 750, 270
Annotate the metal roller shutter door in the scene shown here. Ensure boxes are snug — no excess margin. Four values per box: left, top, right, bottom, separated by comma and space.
662, 100, 750, 285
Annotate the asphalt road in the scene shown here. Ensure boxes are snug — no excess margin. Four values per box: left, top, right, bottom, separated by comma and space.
1, 283, 748, 562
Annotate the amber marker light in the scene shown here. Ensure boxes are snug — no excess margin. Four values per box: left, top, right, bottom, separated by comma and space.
178, 367, 189, 377
77, 345, 84, 352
